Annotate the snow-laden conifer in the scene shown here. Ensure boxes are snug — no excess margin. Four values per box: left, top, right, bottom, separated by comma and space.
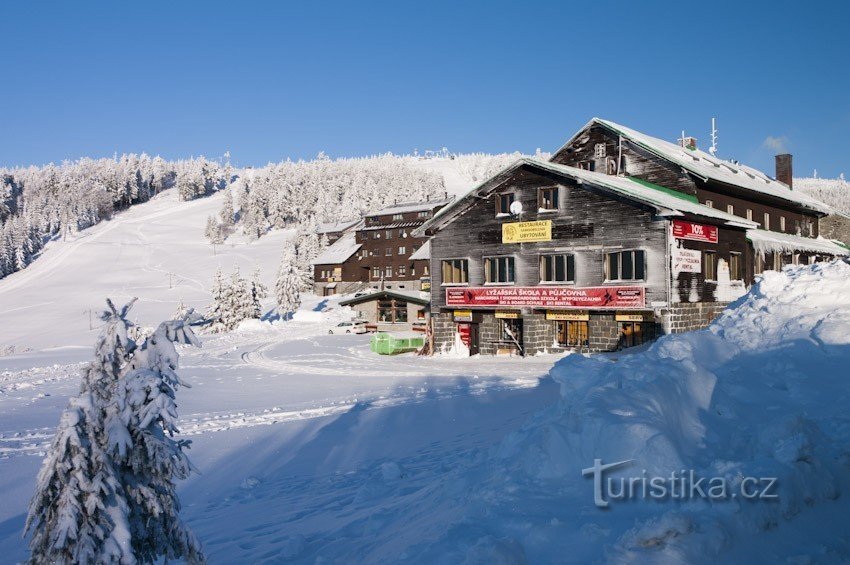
275, 241, 302, 319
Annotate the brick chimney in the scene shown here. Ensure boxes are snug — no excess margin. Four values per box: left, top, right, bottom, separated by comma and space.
678, 136, 698, 150
775, 154, 793, 189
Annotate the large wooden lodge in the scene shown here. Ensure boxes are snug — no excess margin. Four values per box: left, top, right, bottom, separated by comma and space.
414, 118, 849, 356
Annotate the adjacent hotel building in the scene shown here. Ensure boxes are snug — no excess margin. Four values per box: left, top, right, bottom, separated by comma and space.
415, 118, 848, 356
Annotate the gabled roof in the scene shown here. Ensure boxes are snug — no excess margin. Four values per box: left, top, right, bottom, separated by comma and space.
311, 232, 361, 266
408, 240, 430, 261
554, 118, 831, 215
317, 219, 360, 235
368, 197, 453, 217
339, 289, 430, 307
415, 157, 758, 236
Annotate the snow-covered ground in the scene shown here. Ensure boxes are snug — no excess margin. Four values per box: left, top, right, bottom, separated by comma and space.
2, 169, 849, 563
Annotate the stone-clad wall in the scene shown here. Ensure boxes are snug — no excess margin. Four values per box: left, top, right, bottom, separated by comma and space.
665, 302, 729, 333
432, 312, 455, 354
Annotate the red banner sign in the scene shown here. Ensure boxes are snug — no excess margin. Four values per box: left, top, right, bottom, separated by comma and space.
672, 220, 718, 244
445, 286, 645, 309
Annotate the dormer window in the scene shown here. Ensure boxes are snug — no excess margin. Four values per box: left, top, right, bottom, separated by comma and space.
578, 161, 595, 172
594, 143, 607, 158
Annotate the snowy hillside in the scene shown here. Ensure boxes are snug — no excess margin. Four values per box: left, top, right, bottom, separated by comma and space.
796, 176, 850, 215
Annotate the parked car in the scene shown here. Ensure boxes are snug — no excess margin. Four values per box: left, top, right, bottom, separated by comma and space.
329, 320, 367, 334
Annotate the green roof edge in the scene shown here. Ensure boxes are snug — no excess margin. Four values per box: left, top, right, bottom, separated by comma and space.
626, 176, 700, 204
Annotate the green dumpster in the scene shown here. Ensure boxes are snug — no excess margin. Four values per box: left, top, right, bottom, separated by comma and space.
370, 332, 425, 355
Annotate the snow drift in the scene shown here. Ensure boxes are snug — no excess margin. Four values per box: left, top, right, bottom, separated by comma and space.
414, 260, 850, 563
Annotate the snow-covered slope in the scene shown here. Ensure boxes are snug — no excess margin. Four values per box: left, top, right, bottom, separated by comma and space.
0, 189, 291, 352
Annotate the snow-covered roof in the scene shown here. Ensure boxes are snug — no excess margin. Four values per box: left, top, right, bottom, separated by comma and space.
339, 289, 429, 307
311, 232, 361, 265
746, 229, 850, 257
317, 219, 359, 234
557, 118, 831, 215
368, 197, 453, 217
408, 240, 431, 261
416, 157, 758, 236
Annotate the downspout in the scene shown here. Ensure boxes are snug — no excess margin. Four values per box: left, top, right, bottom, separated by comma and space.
664, 219, 673, 334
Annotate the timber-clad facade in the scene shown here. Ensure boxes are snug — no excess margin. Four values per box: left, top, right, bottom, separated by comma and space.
417, 118, 848, 356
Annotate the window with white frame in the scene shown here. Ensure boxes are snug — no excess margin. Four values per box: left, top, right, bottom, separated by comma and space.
727, 204, 734, 215
594, 143, 607, 158
392, 213, 403, 221
398, 264, 406, 276
441, 259, 468, 284
385, 266, 393, 277
485, 256, 516, 284
605, 250, 646, 281
764, 212, 770, 230
398, 246, 406, 255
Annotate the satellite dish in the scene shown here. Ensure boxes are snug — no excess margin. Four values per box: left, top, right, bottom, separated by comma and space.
509, 200, 523, 216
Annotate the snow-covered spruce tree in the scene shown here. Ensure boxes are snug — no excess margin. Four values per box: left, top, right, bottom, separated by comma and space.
228, 266, 252, 327
219, 187, 235, 228
106, 311, 204, 564
294, 223, 320, 291
25, 299, 138, 564
275, 241, 302, 319
203, 215, 224, 244
249, 267, 268, 319
205, 268, 229, 332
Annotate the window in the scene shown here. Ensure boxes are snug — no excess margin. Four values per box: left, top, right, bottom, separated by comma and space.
496, 193, 515, 215
399, 229, 407, 238
540, 254, 575, 283
378, 298, 408, 323
755, 254, 765, 275
780, 216, 786, 232
372, 266, 381, 279
594, 143, 607, 158
729, 252, 742, 281
423, 263, 430, 276
485, 256, 516, 284
704, 251, 717, 281
392, 213, 404, 221
773, 253, 782, 271
704, 200, 714, 208
385, 248, 392, 256
727, 204, 734, 215
441, 259, 469, 285
606, 250, 645, 281
417, 211, 430, 218
619, 322, 654, 349
398, 246, 406, 255
579, 160, 595, 171
385, 266, 393, 277
385, 230, 393, 239
606, 157, 618, 175
746, 209, 753, 221
764, 212, 770, 230
373, 232, 381, 239
556, 321, 589, 348
539, 187, 559, 211
398, 264, 406, 276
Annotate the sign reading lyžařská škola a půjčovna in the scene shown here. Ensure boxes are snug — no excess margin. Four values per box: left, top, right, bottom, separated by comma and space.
445, 286, 645, 309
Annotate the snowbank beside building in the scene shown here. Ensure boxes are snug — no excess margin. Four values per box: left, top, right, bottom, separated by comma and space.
417, 260, 850, 562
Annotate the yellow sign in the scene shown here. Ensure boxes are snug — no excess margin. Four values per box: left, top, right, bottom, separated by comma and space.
453, 310, 473, 321
421, 281, 431, 291
494, 311, 520, 319
502, 220, 552, 244
615, 312, 654, 322
546, 311, 589, 321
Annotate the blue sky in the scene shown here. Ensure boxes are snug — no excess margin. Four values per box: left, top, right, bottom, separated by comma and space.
2, 0, 849, 178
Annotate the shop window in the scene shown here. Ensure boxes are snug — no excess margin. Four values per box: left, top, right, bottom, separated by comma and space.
729, 252, 742, 281
556, 320, 588, 348
704, 251, 717, 281
378, 298, 408, 323
441, 259, 469, 284
485, 256, 516, 284
500, 318, 524, 353
619, 322, 654, 349
540, 254, 575, 283
496, 193, 515, 215
539, 187, 559, 211
605, 250, 645, 281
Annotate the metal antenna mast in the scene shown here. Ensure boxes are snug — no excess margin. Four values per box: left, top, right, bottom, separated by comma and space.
709, 117, 718, 156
